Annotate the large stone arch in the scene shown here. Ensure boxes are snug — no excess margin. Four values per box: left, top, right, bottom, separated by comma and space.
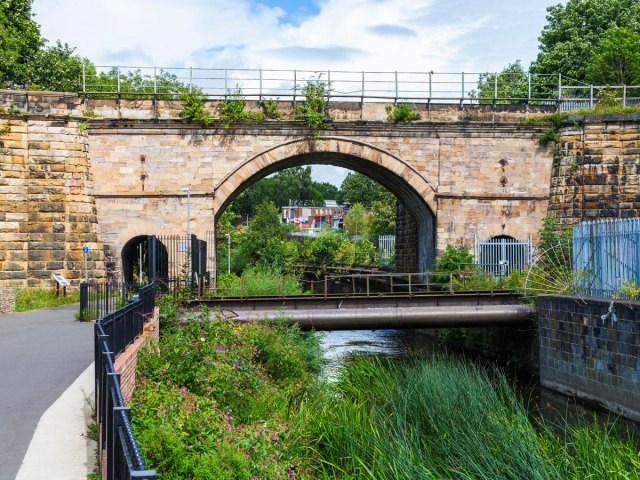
212, 137, 437, 271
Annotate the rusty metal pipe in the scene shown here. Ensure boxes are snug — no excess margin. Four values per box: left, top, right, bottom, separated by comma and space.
226, 305, 536, 330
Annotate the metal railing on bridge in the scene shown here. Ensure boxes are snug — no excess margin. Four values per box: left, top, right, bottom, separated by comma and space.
76, 65, 640, 108
198, 270, 508, 299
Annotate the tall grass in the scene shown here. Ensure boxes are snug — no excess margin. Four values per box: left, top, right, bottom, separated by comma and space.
15, 288, 80, 312
294, 356, 640, 480
212, 265, 304, 297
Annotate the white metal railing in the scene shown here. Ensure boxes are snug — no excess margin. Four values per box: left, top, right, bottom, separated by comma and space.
378, 235, 396, 266
75, 65, 639, 107
573, 218, 640, 299
474, 235, 534, 277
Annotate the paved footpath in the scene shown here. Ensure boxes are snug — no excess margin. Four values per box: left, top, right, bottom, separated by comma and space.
0, 304, 94, 480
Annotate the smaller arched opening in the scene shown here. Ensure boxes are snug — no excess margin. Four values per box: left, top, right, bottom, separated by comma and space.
476, 234, 533, 276
121, 236, 168, 284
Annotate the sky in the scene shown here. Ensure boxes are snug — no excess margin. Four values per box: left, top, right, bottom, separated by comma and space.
33, 0, 564, 186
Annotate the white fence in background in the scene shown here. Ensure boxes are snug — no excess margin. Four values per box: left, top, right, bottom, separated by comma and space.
573, 218, 640, 299
378, 235, 396, 266
474, 235, 534, 277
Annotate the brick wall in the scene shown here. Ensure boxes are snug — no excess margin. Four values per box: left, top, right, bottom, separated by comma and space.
537, 294, 640, 422
113, 306, 159, 404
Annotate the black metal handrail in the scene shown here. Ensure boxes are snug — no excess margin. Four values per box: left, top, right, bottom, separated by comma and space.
94, 282, 157, 479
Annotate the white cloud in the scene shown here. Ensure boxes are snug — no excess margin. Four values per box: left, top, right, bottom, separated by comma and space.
34, 0, 558, 72
32, 0, 562, 184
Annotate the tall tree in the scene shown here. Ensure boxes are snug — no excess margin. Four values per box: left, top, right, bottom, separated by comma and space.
586, 27, 640, 85
531, 0, 640, 82
0, 0, 43, 87
344, 203, 371, 236
337, 172, 395, 206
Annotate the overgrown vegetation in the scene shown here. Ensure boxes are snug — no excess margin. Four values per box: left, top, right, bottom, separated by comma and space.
259, 99, 280, 119
293, 78, 330, 139
295, 355, 640, 480
15, 288, 80, 312
131, 301, 323, 479
385, 102, 421, 122
217, 88, 265, 127
179, 88, 213, 125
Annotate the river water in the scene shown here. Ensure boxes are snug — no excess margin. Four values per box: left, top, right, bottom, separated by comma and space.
319, 328, 640, 436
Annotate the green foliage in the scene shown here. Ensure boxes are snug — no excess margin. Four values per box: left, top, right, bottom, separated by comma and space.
294, 355, 640, 480
293, 79, 330, 139
434, 245, 474, 273
15, 288, 80, 312
307, 229, 346, 266
385, 102, 420, 122
0, 0, 44, 88
179, 88, 212, 125
370, 199, 397, 235
472, 61, 531, 103
343, 202, 370, 236
77, 121, 89, 133
613, 278, 640, 300
531, 0, 640, 81
587, 27, 640, 85
337, 172, 394, 206
213, 266, 304, 297
524, 113, 569, 146
132, 304, 323, 478
217, 88, 265, 127
27, 41, 89, 92
259, 98, 280, 119
235, 201, 292, 271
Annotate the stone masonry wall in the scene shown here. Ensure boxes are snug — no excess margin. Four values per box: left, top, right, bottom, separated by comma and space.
538, 294, 640, 422
0, 110, 105, 287
549, 113, 640, 224
1, 91, 553, 282
395, 202, 418, 271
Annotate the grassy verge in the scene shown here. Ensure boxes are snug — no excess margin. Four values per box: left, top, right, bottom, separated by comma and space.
295, 355, 640, 480
15, 288, 80, 312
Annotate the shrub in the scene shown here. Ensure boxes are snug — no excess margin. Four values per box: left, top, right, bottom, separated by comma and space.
180, 88, 213, 125
385, 103, 420, 123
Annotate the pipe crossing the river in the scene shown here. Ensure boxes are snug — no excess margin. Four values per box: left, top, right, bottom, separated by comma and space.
225, 304, 535, 331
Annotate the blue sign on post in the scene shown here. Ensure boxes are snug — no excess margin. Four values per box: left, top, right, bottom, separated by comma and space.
82, 245, 89, 254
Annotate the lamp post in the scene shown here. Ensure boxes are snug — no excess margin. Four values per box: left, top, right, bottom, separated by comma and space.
225, 233, 231, 274
181, 187, 191, 282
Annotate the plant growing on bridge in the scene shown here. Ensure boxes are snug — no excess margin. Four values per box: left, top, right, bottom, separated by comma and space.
259, 98, 280, 119
218, 87, 265, 127
293, 78, 330, 140
179, 88, 213, 125
385, 102, 420, 123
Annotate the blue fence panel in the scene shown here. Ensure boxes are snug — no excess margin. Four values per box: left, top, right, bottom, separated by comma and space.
573, 218, 640, 298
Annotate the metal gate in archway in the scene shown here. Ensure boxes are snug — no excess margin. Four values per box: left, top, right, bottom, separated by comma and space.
474, 235, 533, 277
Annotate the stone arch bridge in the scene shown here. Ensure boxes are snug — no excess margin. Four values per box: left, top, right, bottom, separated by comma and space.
0, 94, 554, 286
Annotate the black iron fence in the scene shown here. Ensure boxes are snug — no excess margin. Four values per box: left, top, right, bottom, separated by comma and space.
79, 281, 145, 322
94, 282, 157, 479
